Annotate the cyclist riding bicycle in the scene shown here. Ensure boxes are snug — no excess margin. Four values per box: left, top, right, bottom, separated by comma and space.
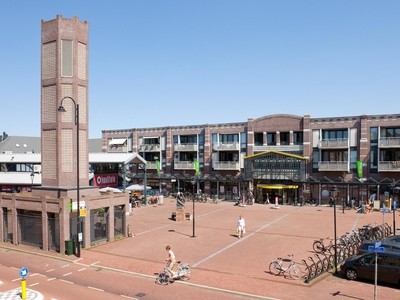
166, 245, 176, 278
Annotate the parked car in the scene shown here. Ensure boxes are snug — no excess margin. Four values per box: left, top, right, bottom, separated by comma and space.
340, 251, 400, 286
384, 235, 400, 243
358, 240, 400, 254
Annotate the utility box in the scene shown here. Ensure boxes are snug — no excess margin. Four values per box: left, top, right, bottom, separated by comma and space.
65, 240, 76, 255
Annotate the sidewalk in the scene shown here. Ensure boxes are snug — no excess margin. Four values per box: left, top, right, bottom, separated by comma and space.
1, 197, 398, 299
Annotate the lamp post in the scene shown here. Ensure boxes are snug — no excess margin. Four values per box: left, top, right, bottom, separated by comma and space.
58, 96, 81, 258
30, 172, 35, 191
331, 186, 339, 274
190, 177, 197, 238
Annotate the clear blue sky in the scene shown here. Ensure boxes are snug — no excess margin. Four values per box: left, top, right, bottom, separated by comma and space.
1, 1, 399, 138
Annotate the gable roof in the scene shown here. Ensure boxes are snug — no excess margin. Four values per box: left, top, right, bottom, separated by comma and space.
243, 150, 307, 161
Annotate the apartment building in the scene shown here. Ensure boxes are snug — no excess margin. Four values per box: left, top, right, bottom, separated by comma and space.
102, 113, 400, 205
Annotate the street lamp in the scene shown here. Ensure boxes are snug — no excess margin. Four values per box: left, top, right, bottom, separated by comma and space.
331, 186, 339, 274
190, 177, 197, 238
58, 96, 81, 258
30, 172, 35, 191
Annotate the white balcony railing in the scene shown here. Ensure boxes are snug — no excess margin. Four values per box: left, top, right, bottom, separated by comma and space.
318, 138, 349, 148
174, 143, 198, 151
379, 137, 400, 147
146, 162, 158, 169
213, 142, 240, 151
214, 161, 240, 170
174, 161, 195, 170
108, 146, 128, 153
378, 161, 400, 172
318, 161, 348, 171
139, 144, 161, 152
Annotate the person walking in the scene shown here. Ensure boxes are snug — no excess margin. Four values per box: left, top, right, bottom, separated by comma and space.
237, 215, 245, 238
165, 245, 176, 278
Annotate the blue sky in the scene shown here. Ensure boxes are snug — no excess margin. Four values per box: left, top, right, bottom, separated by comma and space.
1, 1, 399, 138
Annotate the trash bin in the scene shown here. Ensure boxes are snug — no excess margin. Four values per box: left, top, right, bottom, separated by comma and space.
65, 240, 72, 255
65, 239, 76, 255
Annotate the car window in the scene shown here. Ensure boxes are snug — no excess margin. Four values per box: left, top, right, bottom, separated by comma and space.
382, 256, 400, 267
360, 253, 375, 264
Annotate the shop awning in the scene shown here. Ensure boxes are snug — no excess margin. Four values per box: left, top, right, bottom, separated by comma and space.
257, 184, 298, 189
109, 138, 127, 146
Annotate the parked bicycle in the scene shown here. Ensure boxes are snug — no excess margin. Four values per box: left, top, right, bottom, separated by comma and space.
269, 254, 302, 280
313, 237, 338, 255
156, 260, 192, 285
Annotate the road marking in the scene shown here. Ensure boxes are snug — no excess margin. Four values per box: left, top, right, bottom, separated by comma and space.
63, 272, 72, 276
29, 282, 39, 287
135, 224, 171, 236
47, 278, 56, 281
91, 261, 101, 266
88, 286, 104, 292
61, 264, 69, 268
120, 295, 138, 299
78, 268, 86, 272
46, 269, 55, 272
192, 209, 296, 267
59, 279, 73, 284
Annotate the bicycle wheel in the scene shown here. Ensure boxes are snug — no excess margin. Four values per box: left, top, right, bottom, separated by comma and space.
180, 265, 192, 280
269, 261, 281, 276
156, 273, 169, 285
289, 265, 302, 280
313, 241, 324, 253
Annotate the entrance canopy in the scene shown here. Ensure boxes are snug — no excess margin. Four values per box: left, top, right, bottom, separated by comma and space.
258, 184, 298, 189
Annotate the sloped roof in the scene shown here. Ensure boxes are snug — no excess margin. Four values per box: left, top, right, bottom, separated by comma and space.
244, 150, 307, 160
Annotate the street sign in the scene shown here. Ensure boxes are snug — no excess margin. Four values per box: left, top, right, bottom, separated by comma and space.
394, 201, 397, 210
375, 241, 381, 248
382, 204, 386, 214
20, 267, 28, 278
368, 245, 385, 252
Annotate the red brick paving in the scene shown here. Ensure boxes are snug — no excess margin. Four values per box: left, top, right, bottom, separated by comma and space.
2, 198, 400, 299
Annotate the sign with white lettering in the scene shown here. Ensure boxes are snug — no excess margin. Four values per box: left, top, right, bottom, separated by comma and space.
94, 174, 118, 188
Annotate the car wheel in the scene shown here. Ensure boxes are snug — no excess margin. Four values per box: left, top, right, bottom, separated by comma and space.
345, 268, 358, 280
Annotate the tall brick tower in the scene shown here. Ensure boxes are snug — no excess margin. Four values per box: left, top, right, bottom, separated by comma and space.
40, 15, 89, 192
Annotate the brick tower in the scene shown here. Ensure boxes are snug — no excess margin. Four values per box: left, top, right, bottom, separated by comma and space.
40, 15, 89, 193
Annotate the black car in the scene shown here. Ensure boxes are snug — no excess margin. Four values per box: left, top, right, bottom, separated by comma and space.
385, 235, 400, 243
340, 251, 400, 286
358, 240, 400, 254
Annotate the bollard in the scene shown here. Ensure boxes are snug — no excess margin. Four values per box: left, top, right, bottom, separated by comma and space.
21, 279, 26, 299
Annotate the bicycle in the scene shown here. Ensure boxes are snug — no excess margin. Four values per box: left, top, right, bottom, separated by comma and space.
269, 254, 302, 280
313, 237, 338, 255
156, 260, 192, 285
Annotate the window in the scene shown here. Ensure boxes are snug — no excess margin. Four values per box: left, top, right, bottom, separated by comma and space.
280, 132, 290, 145
383, 256, 400, 267
180, 135, 197, 144
254, 133, 263, 146
322, 129, 348, 140
62, 40, 73, 77
240, 132, 246, 152
370, 127, 378, 142
267, 133, 276, 145
220, 134, 238, 143
293, 132, 303, 145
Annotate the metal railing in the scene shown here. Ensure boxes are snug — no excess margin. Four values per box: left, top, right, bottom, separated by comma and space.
214, 161, 240, 170
139, 144, 161, 152
378, 161, 400, 171
318, 161, 348, 171
318, 138, 348, 148
379, 137, 400, 147
174, 161, 195, 169
174, 143, 198, 151
213, 142, 240, 151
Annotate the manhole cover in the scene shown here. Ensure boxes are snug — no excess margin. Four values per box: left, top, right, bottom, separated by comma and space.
135, 293, 146, 297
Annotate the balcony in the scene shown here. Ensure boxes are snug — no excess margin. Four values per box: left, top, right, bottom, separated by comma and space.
139, 144, 161, 152
253, 144, 303, 153
378, 161, 400, 172
214, 161, 240, 170
213, 142, 240, 151
318, 138, 348, 149
174, 143, 198, 151
379, 137, 400, 148
146, 162, 158, 169
318, 161, 348, 172
174, 161, 195, 170
108, 146, 128, 153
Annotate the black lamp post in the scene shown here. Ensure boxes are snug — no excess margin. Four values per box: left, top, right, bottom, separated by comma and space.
58, 96, 81, 258
331, 186, 339, 274
30, 172, 35, 191
190, 177, 197, 238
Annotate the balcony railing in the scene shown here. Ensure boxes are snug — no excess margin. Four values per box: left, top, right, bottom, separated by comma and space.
378, 161, 400, 172
379, 137, 400, 147
139, 144, 161, 152
214, 161, 240, 170
213, 142, 240, 151
146, 162, 158, 169
108, 146, 128, 153
318, 138, 349, 149
253, 144, 303, 153
318, 161, 348, 171
174, 161, 195, 170
174, 143, 198, 151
